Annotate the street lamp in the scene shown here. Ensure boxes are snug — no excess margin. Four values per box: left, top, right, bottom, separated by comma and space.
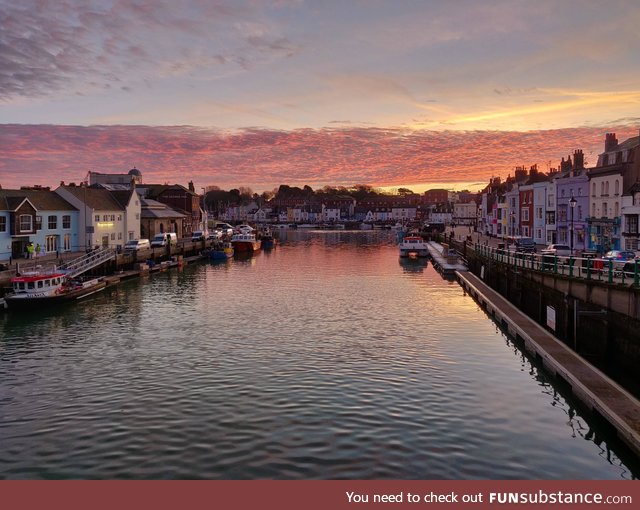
569, 195, 577, 256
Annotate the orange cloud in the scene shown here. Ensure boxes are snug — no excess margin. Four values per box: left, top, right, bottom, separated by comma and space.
1, 124, 638, 192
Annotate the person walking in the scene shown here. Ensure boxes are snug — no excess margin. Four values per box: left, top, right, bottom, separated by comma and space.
27, 242, 35, 259
35, 243, 41, 259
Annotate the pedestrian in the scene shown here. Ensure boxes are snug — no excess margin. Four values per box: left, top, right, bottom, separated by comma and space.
27, 242, 34, 259
35, 243, 41, 259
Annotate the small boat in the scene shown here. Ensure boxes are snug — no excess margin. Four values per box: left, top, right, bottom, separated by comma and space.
208, 241, 234, 260
5, 268, 106, 310
231, 232, 261, 253
399, 235, 429, 258
260, 229, 276, 249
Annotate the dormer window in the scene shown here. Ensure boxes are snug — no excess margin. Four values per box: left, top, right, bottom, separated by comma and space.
19, 214, 32, 232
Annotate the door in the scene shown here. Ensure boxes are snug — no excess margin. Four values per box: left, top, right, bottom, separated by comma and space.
102, 235, 109, 247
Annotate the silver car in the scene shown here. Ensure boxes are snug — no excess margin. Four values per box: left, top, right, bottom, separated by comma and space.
541, 244, 572, 257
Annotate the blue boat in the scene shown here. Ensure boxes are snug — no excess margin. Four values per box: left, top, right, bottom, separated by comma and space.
208, 242, 234, 260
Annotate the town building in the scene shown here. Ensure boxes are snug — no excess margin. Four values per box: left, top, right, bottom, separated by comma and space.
0, 187, 79, 260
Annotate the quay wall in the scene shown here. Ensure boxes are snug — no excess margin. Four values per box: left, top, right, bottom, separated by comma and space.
0, 239, 211, 292
449, 237, 640, 383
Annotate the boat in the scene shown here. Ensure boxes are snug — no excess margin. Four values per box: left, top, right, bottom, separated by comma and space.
260, 229, 276, 249
399, 235, 429, 258
5, 267, 106, 310
231, 232, 261, 253
207, 241, 234, 260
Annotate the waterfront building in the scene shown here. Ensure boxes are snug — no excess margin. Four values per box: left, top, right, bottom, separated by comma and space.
519, 183, 534, 238
140, 198, 187, 239
453, 200, 477, 227
55, 184, 140, 250
532, 181, 547, 245
422, 188, 449, 205
545, 175, 557, 245
505, 185, 520, 237
588, 132, 640, 252
555, 151, 588, 252
0, 187, 79, 260
139, 182, 202, 236
621, 183, 640, 251
391, 205, 418, 222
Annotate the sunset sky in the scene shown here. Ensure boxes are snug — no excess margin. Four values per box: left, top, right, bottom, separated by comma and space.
2, 0, 640, 193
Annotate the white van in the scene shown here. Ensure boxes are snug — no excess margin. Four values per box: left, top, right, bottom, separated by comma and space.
124, 239, 151, 251
151, 232, 177, 248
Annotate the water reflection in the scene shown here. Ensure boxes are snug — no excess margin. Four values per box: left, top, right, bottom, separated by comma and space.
0, 230, 637, 479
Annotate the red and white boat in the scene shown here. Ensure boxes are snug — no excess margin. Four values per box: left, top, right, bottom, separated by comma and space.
231, 232, 261, 253
5, 268, 106, 310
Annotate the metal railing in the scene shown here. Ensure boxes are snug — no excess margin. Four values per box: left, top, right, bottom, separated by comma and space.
474, 244, 640, 287
58, 247, 116, 278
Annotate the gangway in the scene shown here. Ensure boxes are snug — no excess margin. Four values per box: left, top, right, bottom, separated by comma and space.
58, 247, 116, 278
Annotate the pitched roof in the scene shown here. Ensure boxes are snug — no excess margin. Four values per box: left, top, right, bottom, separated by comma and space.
140, 198, 186, 219
0, 189, 77, 211
59, 185, 124, 210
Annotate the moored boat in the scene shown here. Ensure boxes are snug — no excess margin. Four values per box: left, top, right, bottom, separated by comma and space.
208, 241, 234, 260
399, 235, 429, 258
5, 268, 106, 310
231, 232, 261, 253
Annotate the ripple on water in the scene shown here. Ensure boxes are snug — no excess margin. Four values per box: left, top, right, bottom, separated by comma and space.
0, 231, 637, 479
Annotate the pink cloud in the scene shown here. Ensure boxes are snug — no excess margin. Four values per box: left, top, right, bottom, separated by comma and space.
1, 124, 638, 192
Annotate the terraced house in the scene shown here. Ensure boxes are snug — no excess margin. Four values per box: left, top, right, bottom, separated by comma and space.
0, 187, 79, 260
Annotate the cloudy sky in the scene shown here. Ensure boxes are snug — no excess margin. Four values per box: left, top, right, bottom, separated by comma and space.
2, 0, 640, 192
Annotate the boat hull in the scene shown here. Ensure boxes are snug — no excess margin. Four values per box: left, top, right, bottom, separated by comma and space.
5, 281, 107, 310
232, 240, 261, 253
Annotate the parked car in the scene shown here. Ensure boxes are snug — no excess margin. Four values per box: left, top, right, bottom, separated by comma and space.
601, 250, 636, 262
207, 230, 222, 241
191, 230, 208, 241
235, 224, 255, 234
506, 236, 536, 253
124, 239, 151, 251
541, 244, 572, 257
213, 222, 234, 236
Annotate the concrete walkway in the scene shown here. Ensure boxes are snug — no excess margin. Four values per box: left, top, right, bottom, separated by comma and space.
457, 269, 640, 458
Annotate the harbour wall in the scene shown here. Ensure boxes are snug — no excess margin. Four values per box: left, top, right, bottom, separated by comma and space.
450, 237, 640, 385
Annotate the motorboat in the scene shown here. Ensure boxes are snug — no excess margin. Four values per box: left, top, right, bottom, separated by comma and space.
231, 232, 261, 253
399, 235, 429, 258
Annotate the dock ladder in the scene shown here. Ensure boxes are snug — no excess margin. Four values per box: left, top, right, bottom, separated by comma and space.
58, 247, 116, 278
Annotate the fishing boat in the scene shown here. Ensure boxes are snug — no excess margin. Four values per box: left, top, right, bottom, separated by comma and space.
231, 232, 261, 253
399, 235, 429, 258
207, 241, 234, 260
5, 267, 106, 310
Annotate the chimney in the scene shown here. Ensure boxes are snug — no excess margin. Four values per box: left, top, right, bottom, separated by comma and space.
605, 132, 618, 152
60, 181, 65, 186
573, 149, 584, 170
188, 180, 195, 193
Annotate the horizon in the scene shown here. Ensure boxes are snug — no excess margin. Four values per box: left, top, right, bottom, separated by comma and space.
2, 1, 640, 191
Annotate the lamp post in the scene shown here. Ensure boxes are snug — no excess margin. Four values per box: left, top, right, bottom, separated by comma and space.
569, 195, 577, 256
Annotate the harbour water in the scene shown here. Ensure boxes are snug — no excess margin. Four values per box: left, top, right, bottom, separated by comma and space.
0, 230, 638, 479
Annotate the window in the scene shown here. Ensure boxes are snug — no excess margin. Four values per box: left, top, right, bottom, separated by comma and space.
578, 188, 582, 196
95, 215, 100, 222
63, 215, 71, 229
19, 214, 32, 231
103, 215, 109, 221
592, 203, 596, 216
64, 234, 71, 251
0, 216, 5, 232
35, 215, 42, 230
605, 182, 610, 195
118, 214, 122, 221
601, 182, 605, 196
615, 180, 620, 195
603, 203, 608, 217
111, 233, 115, 240
135, 213, 140, 220
521, 208, 529, 221
627, 216, 639, 234
118, 232, 122, 240
48, 215, 57, 229
592, 183, 596, 197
